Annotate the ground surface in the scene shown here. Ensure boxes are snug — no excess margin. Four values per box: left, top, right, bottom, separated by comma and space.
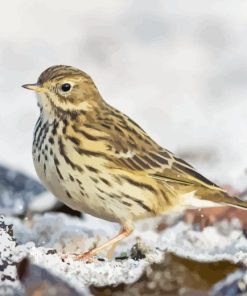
1, 167, 247, 295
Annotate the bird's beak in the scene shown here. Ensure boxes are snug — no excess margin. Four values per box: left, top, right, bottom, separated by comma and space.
22, 83, 45, 93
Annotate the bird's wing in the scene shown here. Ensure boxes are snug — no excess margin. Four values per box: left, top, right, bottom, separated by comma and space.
97, 107, 224, 192
112, 145, 222, 191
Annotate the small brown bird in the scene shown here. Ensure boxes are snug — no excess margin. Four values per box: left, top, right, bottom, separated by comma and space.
23, 65, 247, 260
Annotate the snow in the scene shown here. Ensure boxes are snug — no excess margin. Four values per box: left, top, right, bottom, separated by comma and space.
158, 220, 247, 264
0, 218, 24, 295
30, 248, 152, 287
2, 212, 247, 294
0, 214, 163, 294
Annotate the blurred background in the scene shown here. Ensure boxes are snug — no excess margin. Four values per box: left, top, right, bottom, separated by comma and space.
0, 0, 247, 190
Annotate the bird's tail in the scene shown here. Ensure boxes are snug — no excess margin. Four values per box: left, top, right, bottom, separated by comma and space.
198, 187, 247, 210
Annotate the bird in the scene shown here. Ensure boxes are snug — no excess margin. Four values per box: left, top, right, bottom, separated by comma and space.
22, 65, 247, 260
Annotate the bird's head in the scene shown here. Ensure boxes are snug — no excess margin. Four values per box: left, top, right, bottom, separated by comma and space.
22, 65, 101, 117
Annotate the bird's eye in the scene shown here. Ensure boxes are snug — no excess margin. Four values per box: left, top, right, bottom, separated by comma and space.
61, 83, 71, 92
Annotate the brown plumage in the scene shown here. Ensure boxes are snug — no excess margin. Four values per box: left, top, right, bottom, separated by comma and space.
22, 65, 247, 260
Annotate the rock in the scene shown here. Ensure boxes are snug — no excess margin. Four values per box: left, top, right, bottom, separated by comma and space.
0, 216, 24, 295
29, 192, 81, 217
185, 206, 247, 230
17, 258, 84, 296
210, 269, 246, 296
0, 165, 45, 216
52, 203, 82, 218
91, 253, 237, 296
1, 213, 163, 292
2, 208, 247, 295
0, 164, 82, 217
157, 220, 247, 264
0, 215, 89, 295
130, 243, 146, 261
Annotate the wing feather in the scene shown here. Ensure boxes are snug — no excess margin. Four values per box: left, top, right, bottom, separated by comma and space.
85, 105, 223, 192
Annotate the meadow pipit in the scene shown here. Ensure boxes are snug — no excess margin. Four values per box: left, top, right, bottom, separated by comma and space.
22, 65, 247, 260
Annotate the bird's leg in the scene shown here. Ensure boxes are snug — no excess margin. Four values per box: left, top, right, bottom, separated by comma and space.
75, 224, 133, 261
106, 241, 118, 259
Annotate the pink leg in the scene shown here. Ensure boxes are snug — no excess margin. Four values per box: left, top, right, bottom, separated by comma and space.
75, 224, 133, 261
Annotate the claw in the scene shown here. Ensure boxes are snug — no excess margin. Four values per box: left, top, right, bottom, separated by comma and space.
74, 251, 98, 262
60, 252, 95, 263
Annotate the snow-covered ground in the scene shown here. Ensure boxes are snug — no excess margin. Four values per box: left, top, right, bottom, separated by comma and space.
1, 0, 247, 189
1, 213, 247, 295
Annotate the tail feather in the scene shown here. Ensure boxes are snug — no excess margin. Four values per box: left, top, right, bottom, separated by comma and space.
198, 188, 247, 210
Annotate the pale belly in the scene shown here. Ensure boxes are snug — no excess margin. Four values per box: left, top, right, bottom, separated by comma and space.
32, 144, 158, 224
34, 158, 116, 222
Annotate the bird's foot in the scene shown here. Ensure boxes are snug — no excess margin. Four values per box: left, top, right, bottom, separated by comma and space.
60, 251, 98, 263
60, 224, 133, 263
74, 250, 95, 262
